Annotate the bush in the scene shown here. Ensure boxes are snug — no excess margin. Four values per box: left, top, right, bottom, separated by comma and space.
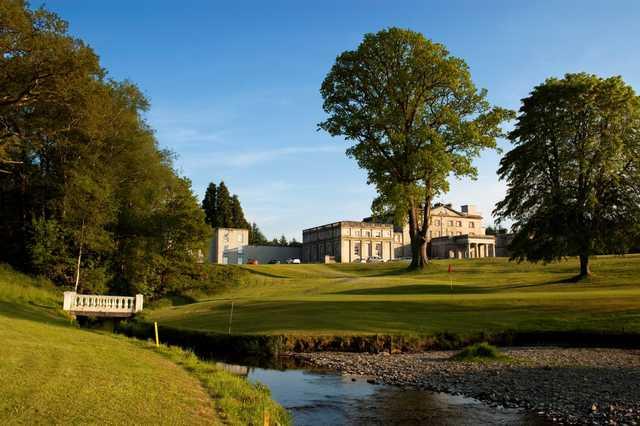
452, 342, 503, 361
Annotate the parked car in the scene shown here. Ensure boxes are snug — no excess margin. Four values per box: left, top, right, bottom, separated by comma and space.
268, 259, 281, 264
366, 256, 384, 263
352, 258, 366, 263
247, 258, 259, 265
286, 258, 301, 264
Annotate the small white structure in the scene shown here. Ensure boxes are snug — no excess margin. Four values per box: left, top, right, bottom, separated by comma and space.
63, 292, 143, 317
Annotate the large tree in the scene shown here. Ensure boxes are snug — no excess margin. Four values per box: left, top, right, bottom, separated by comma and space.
202, 182, 218, 227
0, 1, 210, 298
495, 73, 640, 278
230, 194, 250, 229
319, 28, 511, 268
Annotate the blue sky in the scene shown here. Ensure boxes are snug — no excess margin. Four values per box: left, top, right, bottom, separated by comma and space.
46, 1, 640, 240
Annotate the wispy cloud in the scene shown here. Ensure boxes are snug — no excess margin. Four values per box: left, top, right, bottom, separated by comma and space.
186, 144, 345, 168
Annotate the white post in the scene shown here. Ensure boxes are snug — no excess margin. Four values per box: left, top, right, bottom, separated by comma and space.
134, 294, 144, 313
63, 291, 76, 311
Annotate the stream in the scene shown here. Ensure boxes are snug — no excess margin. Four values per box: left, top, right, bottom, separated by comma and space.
216, 359, 550, 425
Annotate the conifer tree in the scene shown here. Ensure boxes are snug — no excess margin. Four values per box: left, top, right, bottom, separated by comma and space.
202, 182, 218, 227
249, 222, 268, 245
215, 181, 233, 228
230, 195, 250, 229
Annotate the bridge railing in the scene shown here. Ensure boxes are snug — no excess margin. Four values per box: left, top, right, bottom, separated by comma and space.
63, 292, 143, 317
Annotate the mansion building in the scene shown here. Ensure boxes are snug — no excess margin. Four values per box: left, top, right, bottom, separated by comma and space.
302, 204, 497, 263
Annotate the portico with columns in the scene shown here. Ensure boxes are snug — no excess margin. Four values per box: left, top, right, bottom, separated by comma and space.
430, 235, 497, 259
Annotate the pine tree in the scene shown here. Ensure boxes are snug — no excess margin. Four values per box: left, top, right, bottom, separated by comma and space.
249, 222, 268, 245
230, 195, 250, 229
216, 181, 233, 228
278, 235, 288, 246
202, 182, 218, 227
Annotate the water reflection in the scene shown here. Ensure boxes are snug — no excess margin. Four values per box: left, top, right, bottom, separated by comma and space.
217, 361, 549, 425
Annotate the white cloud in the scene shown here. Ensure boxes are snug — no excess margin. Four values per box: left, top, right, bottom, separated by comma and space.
185, 144, 345, 169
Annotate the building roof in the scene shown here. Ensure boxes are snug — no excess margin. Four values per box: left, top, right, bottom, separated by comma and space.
302, 220, 393, 233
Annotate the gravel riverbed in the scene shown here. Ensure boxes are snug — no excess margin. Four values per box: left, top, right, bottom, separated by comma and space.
293, 348, 640, 425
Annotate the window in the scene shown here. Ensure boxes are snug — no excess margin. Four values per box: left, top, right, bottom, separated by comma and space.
354, 242, 361, 256
365, 230, 371, 237
469, 222, 475, 228
238, 255, 243, 264
456, 231, 462, 236
447, 220, 453, 226
435, 220, 441, 226
375, 243, 382, 257
354, 229, 361, 237
374, 230, 381, 238
344, 228, 351, 236
456, 221, 462, 227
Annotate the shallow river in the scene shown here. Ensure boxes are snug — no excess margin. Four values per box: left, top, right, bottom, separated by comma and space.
217, 361, 549, 425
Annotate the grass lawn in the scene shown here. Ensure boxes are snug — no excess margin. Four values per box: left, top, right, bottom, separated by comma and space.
0, 265, 289, 425
148, 255, 640, 336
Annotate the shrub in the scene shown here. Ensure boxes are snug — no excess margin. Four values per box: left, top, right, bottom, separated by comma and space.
452, 342, 503, 361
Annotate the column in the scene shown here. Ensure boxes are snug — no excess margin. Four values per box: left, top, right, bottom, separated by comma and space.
135, 294, 144, 312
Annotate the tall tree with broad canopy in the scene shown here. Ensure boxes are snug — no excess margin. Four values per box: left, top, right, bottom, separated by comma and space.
319, 28, 512, 268
495, 73, 640, 278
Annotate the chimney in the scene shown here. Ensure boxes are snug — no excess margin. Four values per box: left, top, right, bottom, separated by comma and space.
461, 205, 477, 215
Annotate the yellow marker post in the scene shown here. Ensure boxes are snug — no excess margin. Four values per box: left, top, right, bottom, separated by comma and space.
154, 321, 159, 347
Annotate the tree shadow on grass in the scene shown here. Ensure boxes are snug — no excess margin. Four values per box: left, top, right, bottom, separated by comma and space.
333, 284, 493, 296
0, 300, 67, 325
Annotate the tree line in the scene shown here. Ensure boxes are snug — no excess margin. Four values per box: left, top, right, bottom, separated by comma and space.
202, 181, 300, 247
0, 1, 209, 298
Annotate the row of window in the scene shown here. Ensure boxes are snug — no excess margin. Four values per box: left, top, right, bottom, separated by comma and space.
430, 231, 476, 238
432, 219, 475, 228
353, 242, 383, 257
344, 228, 391, 238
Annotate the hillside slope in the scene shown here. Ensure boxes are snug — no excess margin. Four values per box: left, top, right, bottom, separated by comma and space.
0, 265, 288, 425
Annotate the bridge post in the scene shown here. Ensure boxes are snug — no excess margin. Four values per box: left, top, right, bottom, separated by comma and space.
63, 292, 76, 311
134, 294, 144, 313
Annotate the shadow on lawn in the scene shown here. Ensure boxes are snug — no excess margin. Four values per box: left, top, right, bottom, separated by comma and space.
0, 300, 67, 325
334, 284, 494, 296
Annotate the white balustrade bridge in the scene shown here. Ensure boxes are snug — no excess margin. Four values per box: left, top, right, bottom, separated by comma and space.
63, 292, 143, 317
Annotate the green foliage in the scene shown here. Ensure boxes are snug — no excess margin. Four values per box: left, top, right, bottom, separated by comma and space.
0, 2, 209, 299
202, 180, 250, 230
202, 182, 218, 226
250, 222, 269, 245
319, 28, 512, 268
452, 342, 504, 361
495, 73, 640, 277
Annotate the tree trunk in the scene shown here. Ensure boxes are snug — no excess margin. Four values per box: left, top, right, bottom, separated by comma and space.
408, 196, 430, 270
74, 219, 85, 292
408, 203, 420, 269
579, 254, 591, 278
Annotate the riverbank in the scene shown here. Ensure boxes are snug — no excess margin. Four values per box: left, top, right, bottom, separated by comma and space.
294, 347, 640, 425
